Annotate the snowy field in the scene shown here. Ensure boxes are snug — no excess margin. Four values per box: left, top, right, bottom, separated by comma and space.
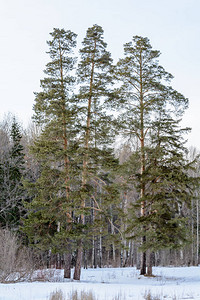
0, 266, 200, 300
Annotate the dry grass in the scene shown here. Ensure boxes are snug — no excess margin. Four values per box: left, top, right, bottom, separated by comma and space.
49, 289, 97, 300
49, 289, 66, 300
143, 290, 162, 300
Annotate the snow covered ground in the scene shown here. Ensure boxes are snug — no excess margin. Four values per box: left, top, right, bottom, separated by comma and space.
0, 266, 200, 300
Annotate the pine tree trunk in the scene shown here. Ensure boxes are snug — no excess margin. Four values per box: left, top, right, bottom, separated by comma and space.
73, 240, 83, 280
64, 250, 71, 278
73, 39, 97, 280
147, 251, 154, 276
140, 250, 146, 275
139, 52, 146, 275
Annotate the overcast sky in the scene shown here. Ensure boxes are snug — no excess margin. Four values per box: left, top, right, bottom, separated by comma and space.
0, 0, 200, 148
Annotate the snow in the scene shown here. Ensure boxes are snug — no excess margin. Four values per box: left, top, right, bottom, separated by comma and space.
0, 266, 200, 300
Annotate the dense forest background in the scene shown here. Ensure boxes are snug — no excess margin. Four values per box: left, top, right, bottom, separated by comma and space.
0, 25, 199, 281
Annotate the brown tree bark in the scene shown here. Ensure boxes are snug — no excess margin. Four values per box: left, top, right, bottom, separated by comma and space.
147, 251, 154, 276
64, 246, 71, 278
73, 240, 83, 280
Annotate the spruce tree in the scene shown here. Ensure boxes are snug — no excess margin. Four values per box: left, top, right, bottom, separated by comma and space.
0, 117, 25, 229
23, 28, 77, 278
114, 36, 194, 275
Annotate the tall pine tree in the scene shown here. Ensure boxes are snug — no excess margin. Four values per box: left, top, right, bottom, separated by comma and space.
73, 24, 119, 280
114, 36, 194, 275
23, 28, 78, 278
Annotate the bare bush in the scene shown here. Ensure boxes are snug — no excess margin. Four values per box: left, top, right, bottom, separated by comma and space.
49, 290, 97, 300
32, 268, 63, 282
0, 228, 33, 282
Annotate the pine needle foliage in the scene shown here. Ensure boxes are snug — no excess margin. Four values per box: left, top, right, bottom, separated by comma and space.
114, 36, 197, 274
73, 24, 120, 280
0, 117, 25, 229
23, 28, 78, 254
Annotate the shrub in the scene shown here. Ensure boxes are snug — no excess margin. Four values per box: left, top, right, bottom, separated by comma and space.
0, 228, 33, 282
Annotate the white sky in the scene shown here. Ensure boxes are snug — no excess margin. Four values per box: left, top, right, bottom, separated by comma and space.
0, 0, 200, 148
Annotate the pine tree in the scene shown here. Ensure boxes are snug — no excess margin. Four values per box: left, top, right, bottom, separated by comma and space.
73, 24, 119, 280
23, 28, 77, 278
128, 114, 197, 275
114, 36, 194, 275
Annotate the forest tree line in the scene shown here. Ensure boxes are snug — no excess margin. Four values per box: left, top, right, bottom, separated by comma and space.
0, 24, 199, 280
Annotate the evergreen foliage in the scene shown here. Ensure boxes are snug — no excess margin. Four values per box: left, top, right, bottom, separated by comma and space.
23, 28, 78, 270
23, 26, 120, 280
0, 117, 25, 229
128, 117, 197, 250
114, 36, 196, 274
73, 24, 120, 280
0, 26, 198, 276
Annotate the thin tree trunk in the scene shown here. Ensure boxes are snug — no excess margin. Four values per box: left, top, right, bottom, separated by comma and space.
47, 249, 51, 268
56, 253, 61, 269
107, 249, 110, 266
59, 41, 72, 278
197, 197, 199, 265
92, 236, 97, 268
92, 189, 97, 268
99, 230, 102, 268
140, 115, 146, 275
111, 212, 116, 265
122, 240, 126, 267
56, 221, 61, 269
112, 241, 116, 265
84, 249, 88, 269
140, 244, 146, 275
139, 50, 146, 275
191, 199, 194, 265
130, 241, 134, 267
